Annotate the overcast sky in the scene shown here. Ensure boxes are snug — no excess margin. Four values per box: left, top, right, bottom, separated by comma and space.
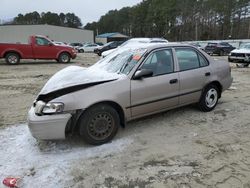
0, 0, 142, 25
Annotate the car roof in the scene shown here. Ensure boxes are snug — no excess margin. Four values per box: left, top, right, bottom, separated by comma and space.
127, 37, 168, 43
114, 42, 195, 52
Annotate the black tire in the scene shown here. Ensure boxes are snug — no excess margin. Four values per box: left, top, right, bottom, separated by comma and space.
58, 52, 71, 63
243, 63, 249, 67
5, 53, 20, 65
79, 104, 120, 145
198, 84, 219, 112
228, 57, 233, 63
79, 49, 84, 53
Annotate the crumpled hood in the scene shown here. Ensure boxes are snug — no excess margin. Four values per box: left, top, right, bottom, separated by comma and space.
231, 48, 250, 54
39, 65, 121, 95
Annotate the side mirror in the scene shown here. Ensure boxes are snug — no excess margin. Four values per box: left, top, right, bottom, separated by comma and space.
133, 69, 153, 80
49, 43, 53, 46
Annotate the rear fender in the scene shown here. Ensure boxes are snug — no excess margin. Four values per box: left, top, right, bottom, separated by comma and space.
3, 49, 23, 58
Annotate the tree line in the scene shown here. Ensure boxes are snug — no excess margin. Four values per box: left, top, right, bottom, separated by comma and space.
84, 0, 250, 41
11, 11, 82, 28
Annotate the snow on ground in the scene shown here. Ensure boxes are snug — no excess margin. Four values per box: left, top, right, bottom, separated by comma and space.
0, 124, 133, 188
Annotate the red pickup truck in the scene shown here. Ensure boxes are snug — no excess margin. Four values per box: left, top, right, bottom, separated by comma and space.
0, 35, 77, 65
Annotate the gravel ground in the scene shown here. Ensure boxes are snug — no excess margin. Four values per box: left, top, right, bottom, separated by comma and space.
0, 54, 250, 188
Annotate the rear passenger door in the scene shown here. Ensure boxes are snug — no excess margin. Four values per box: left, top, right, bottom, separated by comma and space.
174, 48, 211, 105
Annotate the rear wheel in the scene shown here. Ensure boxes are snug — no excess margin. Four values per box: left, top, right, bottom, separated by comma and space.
5, 53, 20, 65
198, 84, 219, 112
58, 53, 71, 63
79, 104, 120, 145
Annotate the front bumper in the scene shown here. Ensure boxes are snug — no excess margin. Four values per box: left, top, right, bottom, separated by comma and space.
27, 107, 72, 140
72, 53, 77, 59
228, 55, 249, 63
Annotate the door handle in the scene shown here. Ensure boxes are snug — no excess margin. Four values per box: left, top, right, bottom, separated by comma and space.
205, 72, 211, 76
169, 79, 178, 84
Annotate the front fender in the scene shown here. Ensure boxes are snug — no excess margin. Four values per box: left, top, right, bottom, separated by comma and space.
56, 50, 74, 59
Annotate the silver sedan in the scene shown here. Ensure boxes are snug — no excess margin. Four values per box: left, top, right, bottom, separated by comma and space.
28, 43, 233, 145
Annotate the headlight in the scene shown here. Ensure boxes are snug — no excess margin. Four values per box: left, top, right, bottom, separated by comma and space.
42, 102, 64, 114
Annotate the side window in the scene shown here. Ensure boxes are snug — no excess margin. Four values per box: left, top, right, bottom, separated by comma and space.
176, 48, 200, 71
198, 54, 209, 67
143, 53, 157, 65
140, 49, 174, 76
36, 37, 50, 46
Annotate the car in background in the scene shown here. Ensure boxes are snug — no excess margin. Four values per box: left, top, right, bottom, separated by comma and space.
53, 41, 69, 46
69, 43, 84, 50
190, 43, 204, 51
94, 41, 125, 56
78, 43, 101, 53
95, 42, 104, 46
101, 38, 168, 58
204, 42, 235, 56
0, 35, 77, 64
228, 43, 250, 67
28, 43, 232, 145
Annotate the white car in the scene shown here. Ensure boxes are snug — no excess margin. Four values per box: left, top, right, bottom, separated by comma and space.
53, 41, 69, 46
228, 43, 250, 67
78, 44, 100, 53
101, 38, 168, 58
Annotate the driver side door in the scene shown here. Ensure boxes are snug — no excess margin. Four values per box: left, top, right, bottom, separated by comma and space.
130, 49, 179, 118
33, 37, 57, 59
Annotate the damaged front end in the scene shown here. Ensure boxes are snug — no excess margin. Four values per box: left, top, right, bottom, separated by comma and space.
33, 80, 116, 115
28, 65, 120, 140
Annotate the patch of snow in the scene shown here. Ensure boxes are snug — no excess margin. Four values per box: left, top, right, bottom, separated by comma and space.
228, 86, 237, 90
0, 124, 132, 188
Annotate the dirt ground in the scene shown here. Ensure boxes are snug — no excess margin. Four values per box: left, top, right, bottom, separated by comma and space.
0, 54, 250, 188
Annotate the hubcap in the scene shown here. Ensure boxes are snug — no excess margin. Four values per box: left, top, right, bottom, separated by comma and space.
87, 113, 114, 140
61, 55, 69, 62
8, 55, 18, 64
205, 88, 218, 108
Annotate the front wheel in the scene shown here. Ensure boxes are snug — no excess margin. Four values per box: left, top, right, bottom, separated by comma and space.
58, 53, 71, 63
5, 53, 20, 65
243, 63, 249, 67
79, 104, 120, 145
198, 84, 219, 112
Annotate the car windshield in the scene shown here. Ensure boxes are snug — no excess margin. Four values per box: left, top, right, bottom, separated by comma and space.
103, 42, 113, 47
90, 48, 147, 75
240, 44, 250, 49
207, 43, 217, 46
